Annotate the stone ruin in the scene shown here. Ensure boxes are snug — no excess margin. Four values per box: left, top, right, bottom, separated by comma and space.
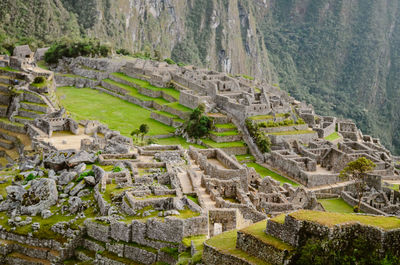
0, 49, 398, 263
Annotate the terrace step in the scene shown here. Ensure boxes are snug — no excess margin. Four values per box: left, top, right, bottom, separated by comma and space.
13, 115, 34, 125
19, 101, 48, 114
0, 127, 32, 149
209, 131, 242, 143
0, 138, 14, 149
5, 252, 51, 265
236, 224, 294, 265
0, 239, 61, 263
213, 123, 237, 132
75, 248, 96, 262
0, 104, 7, 117
0, 118, 26, 134
150, 110, 184, 128
0, 91, 11, 105
18, 108, 45, 119
0, 83, 9, 93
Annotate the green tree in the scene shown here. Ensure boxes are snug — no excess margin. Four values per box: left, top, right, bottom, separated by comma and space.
139, 124, 149, 142
130, 129, 140, 143
185, 104, 212, 139
339, 157, 376, 212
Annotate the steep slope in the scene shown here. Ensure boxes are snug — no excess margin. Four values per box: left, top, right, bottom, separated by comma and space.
1, 0, 400, 154
259, 0, 400, 154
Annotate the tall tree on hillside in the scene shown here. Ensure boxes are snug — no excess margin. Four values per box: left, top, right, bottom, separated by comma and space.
139, 124, 149, 142
339, 157, 376, 212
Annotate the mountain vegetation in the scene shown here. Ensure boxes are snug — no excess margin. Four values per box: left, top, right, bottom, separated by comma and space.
1, 0, 400, 154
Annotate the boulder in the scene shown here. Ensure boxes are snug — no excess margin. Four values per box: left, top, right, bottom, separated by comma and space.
68, 196, 83, 214
84, 176, 96, 186
58, 171, 77, 185
66, 151, 96, 167
20, 178, 58, 216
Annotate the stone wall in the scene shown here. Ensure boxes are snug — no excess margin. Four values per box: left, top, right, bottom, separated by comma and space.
203, 241, 254, 265
261, 124, 309, 134
341, 191, 387, 215
268, 131, 318, 145
236, 230, 292, 265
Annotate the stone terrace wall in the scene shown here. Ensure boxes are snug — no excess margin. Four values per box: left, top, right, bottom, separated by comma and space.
341, 191, 387, 215
266, 213, 400, 257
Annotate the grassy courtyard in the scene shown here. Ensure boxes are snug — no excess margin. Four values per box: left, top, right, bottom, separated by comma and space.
246, 162, 299, 186
324, 132, 341, 141
318, 198, 354, 213
56, 86, 175, 137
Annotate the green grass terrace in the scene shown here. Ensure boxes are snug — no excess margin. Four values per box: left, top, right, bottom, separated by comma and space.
205, 226, 271, 265
111, 72, 180, 100
246, 162, 299, 186
56, 86, 175, 136
324, 131, 341, 141
289, 210, 400, 230
318, 198, 354, 213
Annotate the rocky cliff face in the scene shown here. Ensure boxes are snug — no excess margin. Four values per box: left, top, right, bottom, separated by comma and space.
1, 0, 400, 154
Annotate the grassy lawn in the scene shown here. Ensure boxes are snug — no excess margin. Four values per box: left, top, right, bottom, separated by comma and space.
324, 132, 341, 141
246, 162, 299, 186
206, 229, 270, 265
290, 210, 400, 230
318, 198, 354, 213
56, 87, 175, 136
235, 154, 256, 163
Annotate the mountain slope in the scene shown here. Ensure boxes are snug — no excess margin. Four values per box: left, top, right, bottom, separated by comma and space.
1, 0, 400, 154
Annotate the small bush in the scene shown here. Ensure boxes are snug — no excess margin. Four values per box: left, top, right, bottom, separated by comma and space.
116, 48, 131, 56
184, 104, 212, 139
113, 166, 122, 173
33, 76, 46, 84
77, 170, 94, 182
45, 38, 111, 64
23, 173, 38, 184
164, 58, 176, 65
245, 118, 271, 153
14, 174, 24, 182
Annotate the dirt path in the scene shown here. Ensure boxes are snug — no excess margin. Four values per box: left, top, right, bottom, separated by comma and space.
177, 169, 194, 194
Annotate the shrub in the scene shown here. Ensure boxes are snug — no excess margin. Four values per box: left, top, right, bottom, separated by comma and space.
45, 38, 111, 64
14, 175, 24, 182
184, 104, 212, 139
116, 48, 131, 56
77, 170, 94, 182
164, 58, 176, 65
245, 118, 271, 153
23, 173, 37, 184
33, 76, 46, 84
113, 166, 122, 173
